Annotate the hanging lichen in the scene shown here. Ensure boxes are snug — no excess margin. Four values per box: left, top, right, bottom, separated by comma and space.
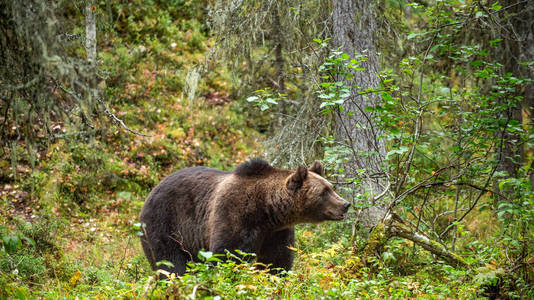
0, 0, 100, 162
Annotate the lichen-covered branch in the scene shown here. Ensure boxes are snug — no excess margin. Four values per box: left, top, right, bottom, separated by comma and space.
390, 223, 468, 267
361, 214, 468, 268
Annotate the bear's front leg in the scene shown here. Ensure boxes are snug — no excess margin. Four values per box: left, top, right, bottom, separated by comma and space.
257, 228, 295, 274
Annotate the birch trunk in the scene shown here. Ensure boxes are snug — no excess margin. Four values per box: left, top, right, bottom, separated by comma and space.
85, 3, 96, 63
84, 2, 97, 127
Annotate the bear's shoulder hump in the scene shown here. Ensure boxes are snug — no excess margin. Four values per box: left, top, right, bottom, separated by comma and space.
233, 158, 275, 177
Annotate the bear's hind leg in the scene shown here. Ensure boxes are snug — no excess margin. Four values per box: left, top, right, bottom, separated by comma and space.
165, 250, 187, 276
141, 234, 188, 276
153, 246, 188, 277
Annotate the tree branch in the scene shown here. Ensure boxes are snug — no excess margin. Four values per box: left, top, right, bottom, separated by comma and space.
363, 214, 468, 268
390, 223, 467, 267
96, 97, 152, 137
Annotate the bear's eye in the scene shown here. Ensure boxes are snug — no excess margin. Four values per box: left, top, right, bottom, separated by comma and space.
320, 188, 329, 197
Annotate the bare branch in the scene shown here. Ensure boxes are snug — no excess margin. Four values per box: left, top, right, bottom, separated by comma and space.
96, 97, 152, 137
54, 80, 151, 137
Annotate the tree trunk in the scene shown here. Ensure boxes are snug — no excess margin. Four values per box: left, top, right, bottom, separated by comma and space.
332, 0, 387, 227
493, 0, 533, 196
84, 1, 98, 130
85, 3, 97, 63
272, 2, 286, 129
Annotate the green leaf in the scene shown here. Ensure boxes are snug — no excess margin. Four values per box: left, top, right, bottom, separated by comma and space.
385, 146, 409, 160
341, 53, 350, 60
339, 90, 351, 98
382, 251, 396, 263
132, 222, 143, 231
489, 39, 502, 47
246, 96, 258, 102
498, 179, 510, 192
156, 260, 175, 268
117, 191, 132, 200
198, 250, 213, 261
21, 236, 35, 247
492, 2, 502, 10
407, 33, 419, 40
475, 11, 486, 18
265, 98, 277, 105
3, 235, 21, 254
381, 92, 393, 102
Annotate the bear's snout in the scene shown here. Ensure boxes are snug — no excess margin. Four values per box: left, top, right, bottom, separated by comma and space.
324, 196, 350, 221
343, 201, 350, 212
336, 199, 350, 217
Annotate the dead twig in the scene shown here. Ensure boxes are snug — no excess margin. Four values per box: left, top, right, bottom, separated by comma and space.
53, 79, 151, 137
96, 97, 152, 137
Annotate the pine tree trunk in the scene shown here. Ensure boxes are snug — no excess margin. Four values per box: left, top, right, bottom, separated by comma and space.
332, 0, 387, 227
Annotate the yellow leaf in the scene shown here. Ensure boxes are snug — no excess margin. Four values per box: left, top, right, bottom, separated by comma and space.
319, 275, 333, 289
69, 270, 81, 286
236, 284, 257, 291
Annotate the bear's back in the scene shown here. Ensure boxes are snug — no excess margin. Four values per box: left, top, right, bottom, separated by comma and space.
140, 166, 230, 257
142, 166, 228, 211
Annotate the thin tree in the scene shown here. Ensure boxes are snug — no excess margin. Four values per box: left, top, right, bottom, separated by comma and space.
492, 0, 533, 189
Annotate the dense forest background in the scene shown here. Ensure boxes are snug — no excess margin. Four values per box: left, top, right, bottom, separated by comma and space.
1, 0, 533, 298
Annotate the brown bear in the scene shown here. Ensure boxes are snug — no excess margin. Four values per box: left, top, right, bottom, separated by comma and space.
139, 159, 350, 275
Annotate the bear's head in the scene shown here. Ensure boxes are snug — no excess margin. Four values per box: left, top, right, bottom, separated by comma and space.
286, 161, 350, 223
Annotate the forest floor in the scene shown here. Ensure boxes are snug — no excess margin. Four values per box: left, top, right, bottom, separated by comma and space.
0, 3, 508, 299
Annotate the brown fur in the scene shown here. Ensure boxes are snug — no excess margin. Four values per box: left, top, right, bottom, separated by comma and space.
139, 159, 349, 275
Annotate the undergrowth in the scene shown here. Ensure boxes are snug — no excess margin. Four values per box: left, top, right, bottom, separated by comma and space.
1, 1, 532, 299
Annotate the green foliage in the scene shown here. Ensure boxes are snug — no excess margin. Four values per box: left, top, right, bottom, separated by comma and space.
0, 222, 56, 284
0, 226, 34, 255
252, 0, 533, 297
1, 0, 533, 299
246, 89, 284, 111
317, 48, 369, 113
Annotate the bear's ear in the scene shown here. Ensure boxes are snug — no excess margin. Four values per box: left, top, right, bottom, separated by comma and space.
309, 161, 324, 176
286, 165, 308, 191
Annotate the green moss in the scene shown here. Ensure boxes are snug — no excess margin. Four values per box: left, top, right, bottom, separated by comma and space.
428, 238, 468, 267
362, 221, 391, 263
364, 223, 383, 255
